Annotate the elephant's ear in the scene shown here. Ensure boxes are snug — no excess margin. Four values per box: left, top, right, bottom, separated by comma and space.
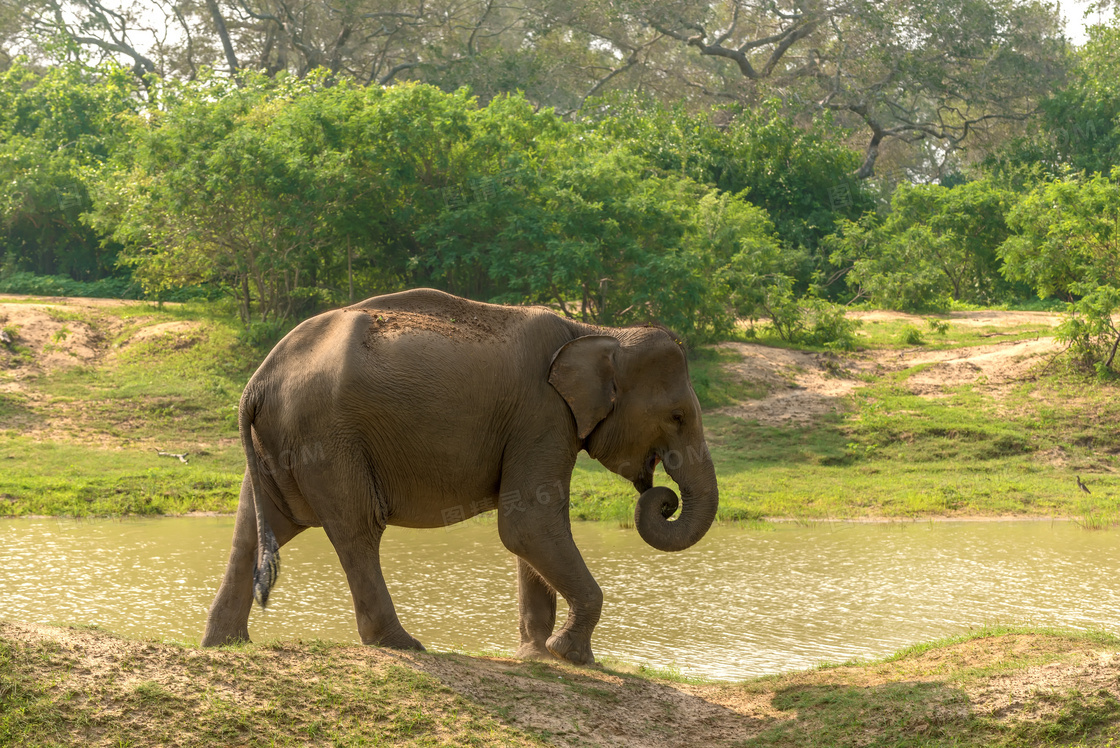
549, 335, 621, 439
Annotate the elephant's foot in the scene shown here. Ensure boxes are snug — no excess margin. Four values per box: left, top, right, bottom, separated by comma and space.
546, 631, 595, 666
515, 641, 558, 661
200, 625, 250, 648
364, 627, 426, 652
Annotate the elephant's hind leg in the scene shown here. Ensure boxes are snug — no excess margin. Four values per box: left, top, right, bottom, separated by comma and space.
315, 474, 423, 651
202, 472, 305, 647
324, 521, 424, 650
498, 499, 602, 665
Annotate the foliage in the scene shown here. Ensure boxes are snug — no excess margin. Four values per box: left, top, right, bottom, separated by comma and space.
588, 96, 872, 260
1055, 285, 1120, 375
0, 271, 140, 299
900, 324, 926, 346
22, 0, 1069, 183
1000, 169, 1120, 372
91, 70, 421, 323
797, 299, 862, 350
1038, 23, 1120, 177
986, 17, 1120, 180
0, 60, 138, 281
827, 179, 1021, 310
90, 74, 782, 341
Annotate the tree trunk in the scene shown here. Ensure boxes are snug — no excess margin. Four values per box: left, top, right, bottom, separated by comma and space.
205, 0, 240, 77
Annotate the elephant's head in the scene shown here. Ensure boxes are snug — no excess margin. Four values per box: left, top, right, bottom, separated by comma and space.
549, 327, 719, 552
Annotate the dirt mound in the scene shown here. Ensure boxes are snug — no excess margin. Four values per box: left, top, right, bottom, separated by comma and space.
899, 337, 1060, 397
124, 320, 198, 343
0, 303, 114, 373
0, 299, 207, 446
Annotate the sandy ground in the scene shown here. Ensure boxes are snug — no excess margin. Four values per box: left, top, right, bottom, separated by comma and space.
0, 298, 206, 445
4, 621, 1118, 747
716, 310, 1064, 426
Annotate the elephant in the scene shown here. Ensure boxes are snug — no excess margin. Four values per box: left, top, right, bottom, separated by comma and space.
201, 288, 719, 665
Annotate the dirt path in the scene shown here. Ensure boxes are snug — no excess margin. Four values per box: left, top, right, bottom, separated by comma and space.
715, 311, 1064, 427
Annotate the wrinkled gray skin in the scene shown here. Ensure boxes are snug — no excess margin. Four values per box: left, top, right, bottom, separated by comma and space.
201, 289, 719, 664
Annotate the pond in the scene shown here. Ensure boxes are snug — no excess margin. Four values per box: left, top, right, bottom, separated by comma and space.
2, 517, 1118, 680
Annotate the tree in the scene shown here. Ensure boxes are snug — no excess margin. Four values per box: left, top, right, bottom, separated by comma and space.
415, 98, 785, 342
1041, 21, 1120, 176
23, 0, 1069, 179
611, 0, 1067, 178
0, 60, 138, 280
999, 169, 1120, 371
88, 73, 785, 341
586, 95, 871, 288
94, 72, 338, 320
827, 178, 1018, 310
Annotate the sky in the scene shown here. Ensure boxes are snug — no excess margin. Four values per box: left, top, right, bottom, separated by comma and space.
1062, 0, 1114, 43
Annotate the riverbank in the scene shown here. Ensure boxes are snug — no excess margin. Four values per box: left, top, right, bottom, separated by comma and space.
3, 621, 1119, 747
2, 295, 1119, 523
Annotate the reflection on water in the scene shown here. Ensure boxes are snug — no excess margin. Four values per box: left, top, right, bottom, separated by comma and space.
2, 517, 1119, 680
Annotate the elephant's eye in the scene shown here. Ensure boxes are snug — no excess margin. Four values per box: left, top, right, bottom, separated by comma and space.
671, 410, 685, 426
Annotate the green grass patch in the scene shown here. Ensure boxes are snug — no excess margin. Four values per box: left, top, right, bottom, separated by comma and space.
853, 315, 1057, 351
882, 624, 1120, 664
0, 439, 243, 516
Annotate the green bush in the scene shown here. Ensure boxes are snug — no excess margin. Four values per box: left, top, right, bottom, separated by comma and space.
900, 324, 926, 346
1001, 169, 1120, 374
0, 271, 140, 299
826, 179, 1019, 310
801, 300, 862, 351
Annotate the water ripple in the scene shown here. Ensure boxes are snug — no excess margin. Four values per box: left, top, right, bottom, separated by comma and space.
1, 518, 1118, 679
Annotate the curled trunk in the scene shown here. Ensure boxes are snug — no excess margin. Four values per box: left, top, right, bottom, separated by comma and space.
634, 447, 719, 552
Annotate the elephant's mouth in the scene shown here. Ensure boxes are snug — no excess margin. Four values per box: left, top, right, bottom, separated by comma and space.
632, 451, 660, 493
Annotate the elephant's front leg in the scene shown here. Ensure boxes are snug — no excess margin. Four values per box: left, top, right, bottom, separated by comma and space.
498, 490, 602, 666
515, 559, 557, 659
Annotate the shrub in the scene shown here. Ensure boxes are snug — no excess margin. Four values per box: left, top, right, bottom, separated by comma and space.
901, 324, 926, 346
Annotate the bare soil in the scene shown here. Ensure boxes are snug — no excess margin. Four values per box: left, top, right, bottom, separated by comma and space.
4, 621, 1118, 747
0, 299, 206, 446
715, 310, 1064, 427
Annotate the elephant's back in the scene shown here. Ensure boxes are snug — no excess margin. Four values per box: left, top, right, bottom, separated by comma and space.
347, 288, 538, 346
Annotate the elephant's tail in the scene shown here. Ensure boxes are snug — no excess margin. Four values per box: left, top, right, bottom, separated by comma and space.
241, 386, 280, 608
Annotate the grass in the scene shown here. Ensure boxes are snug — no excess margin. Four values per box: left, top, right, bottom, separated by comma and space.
0, 440, 244, 515
2, 296, 1119, 521
736, 625, 1120, 747
5, 622, 1120, 747
851, 313, 1058, 351
739, 309, 1057, 354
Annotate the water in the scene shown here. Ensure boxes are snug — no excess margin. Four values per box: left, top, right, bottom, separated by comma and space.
2, 517, 1118, 680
